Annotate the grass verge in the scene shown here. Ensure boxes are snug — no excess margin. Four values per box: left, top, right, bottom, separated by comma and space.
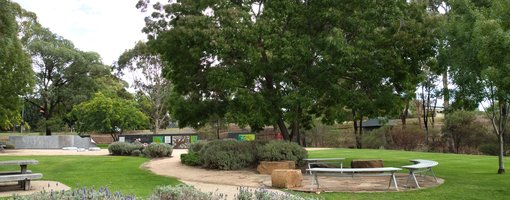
0, 156, 180, 198
308, 148, 509, 200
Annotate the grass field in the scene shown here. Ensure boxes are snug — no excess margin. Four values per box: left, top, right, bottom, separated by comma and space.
309, 148, 510, 200
0, 156, 180, 198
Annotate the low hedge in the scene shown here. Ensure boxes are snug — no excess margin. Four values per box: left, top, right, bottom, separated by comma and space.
108, 142, 172, 158
182, 140, 307, 170
144, 143, 173, 158
200, 140, 258, 170
181, 152, 201, 166
257, 140, 308, 165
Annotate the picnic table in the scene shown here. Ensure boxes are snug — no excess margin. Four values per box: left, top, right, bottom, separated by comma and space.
0, 160, 42, 190
303, 158, 345, 174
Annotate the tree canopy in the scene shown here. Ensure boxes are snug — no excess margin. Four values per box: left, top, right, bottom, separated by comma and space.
137, 0, 438, 146
70, 92, 148, 140
0, 0, 34, 128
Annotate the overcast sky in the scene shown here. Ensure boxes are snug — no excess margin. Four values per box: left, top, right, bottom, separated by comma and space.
13, 0, 148, 65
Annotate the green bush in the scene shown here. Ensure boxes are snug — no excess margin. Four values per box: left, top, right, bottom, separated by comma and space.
143, 143, 173, 158
256, 141, 308, 165
108, 141, 144, 156
188, 140, 208, 153
181, 152, 201, 166
479, 143, 500, 156
131, 149, 142, 157
200, 140, 257, 170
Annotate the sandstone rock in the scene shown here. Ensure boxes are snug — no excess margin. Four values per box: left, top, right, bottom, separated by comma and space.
257, 161, 295, 175
271, 169, 303, 188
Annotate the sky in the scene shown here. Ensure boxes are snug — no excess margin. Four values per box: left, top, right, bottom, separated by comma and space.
13, 0, 148, 65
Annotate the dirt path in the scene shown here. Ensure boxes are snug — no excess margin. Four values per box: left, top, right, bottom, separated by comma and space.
144, 149, 288, 199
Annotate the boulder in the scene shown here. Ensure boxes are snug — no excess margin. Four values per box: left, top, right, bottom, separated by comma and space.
257, 161, 295, 175
351, 159, 384, 173
271, 169, 303, 188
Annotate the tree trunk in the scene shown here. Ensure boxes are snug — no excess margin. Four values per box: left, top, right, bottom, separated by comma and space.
401, 100, 410, 130
154, 119, 159, 134
497, 101, 507, 174
277, 117, 290, 141
498, 133, 505, 174
358, 118, 364, 149
415, 100, 422, 128
442, 71, 449, 110
353, 110, 363, 149
216, 118, 221, 139
422, 90, 429, 145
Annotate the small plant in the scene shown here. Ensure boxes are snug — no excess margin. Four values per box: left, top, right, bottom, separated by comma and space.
149, 184, 225, 200
13, 186, 135, 200
181, 152, 201, 166
143, 143, 173, 158
108, 142, 143, 156
132, 149, 142, 157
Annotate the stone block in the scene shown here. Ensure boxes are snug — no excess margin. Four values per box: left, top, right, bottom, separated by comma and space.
271, 169, 303, 188
257, 161, 295, 175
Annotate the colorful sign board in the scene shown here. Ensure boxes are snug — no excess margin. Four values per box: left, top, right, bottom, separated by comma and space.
238, 134, 255, 141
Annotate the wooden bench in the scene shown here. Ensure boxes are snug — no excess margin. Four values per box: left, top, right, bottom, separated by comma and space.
307, 167, 402, 191
0, 173, 43, 190
401, 159, 438, 188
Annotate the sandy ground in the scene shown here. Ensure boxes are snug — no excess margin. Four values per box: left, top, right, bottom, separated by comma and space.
0, 149, 109, 156
144, 149, 288, 199
0, 181, 70, 197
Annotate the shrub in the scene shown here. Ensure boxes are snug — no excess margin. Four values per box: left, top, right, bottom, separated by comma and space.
236, 187, 316, 200
256, 141, 308, 165
362, 126, 391, 149
13, 186, 133, 200
388, 127, 425, 151
181, 152, 201, 166
442, 110, 489, 153
188, 140, 208, 153
149, 184, 223, 200
200, 140, 257, 170
144, 143, 173, 158
131, 149, 142, 157
108, 142, 143, 156
479, 143, 500, 156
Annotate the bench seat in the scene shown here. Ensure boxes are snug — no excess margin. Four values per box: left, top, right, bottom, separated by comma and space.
0, 173, 43, 190
307, 167, 402, 191
401, 159, 438, 188
0, 170, 32, 176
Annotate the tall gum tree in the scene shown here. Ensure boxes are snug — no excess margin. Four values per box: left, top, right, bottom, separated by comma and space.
117, 41, 172, 134
447, 0, 509, 174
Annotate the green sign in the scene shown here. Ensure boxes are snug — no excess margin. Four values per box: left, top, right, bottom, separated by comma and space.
238, 134, 255, 141
152, 136, 164, 143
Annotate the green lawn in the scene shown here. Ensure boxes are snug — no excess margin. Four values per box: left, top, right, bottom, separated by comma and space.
0, 156, 180, 198
308, 148, 510, 200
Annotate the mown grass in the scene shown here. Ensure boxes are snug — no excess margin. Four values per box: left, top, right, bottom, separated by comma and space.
308, 148, 510, 200
0, 156, 180, 198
